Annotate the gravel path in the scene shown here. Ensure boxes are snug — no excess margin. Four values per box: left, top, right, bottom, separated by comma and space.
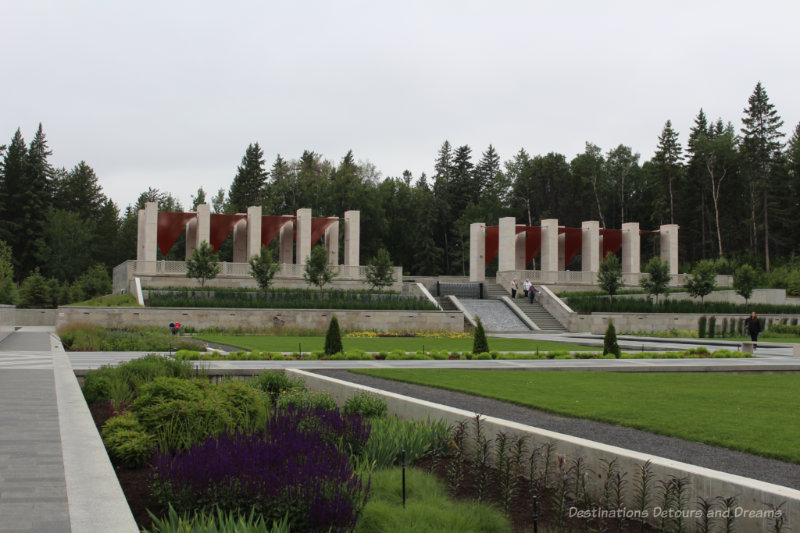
315, 369, 800, 490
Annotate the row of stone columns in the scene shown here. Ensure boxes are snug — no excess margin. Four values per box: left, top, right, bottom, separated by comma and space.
470, 217, 678, 281
136, 202, 360, 266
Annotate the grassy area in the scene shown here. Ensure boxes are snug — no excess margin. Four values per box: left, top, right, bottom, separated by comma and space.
194, 334, 595, 353
352, 369, 800, 463
355, 467, 511, 533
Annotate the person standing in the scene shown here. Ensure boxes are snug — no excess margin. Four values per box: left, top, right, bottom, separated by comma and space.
745, 311, 761, 347
528, 284, 539, 304
510, 279, 518, 299
523, 279, 531, 298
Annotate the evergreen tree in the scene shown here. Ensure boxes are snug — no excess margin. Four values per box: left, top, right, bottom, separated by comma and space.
603, 320, 621, 358
53, 161, 105, 219
266, 154, 297, 214
0, 130, 28, 267
0, 240, 17, 305
18, 269, 52, 309
227, 143, 267, 213
571, 142, 608, 228
190, 187, 207, 210
741, 82, 785, 271
653, 120, 684, 225
185, 241, 220, 288
605, 145, 640, 227
472, 318, 490, 355
34, 209, 94, 282
324, 315, 343, 356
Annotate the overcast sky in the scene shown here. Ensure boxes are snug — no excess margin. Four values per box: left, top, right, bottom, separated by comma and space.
2, 1, 798, 212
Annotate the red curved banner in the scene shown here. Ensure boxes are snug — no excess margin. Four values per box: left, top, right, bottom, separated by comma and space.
261, 215, 295, 248
157, 212, 196, 256
210, 214, 246, 253
311, 217, 338, 246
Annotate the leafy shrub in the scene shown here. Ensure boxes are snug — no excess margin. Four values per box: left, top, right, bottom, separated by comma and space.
474, 352, 492, 360
102, 412, 154, 468
145, 505, 291, 533
58, 324, 204, 352
82, 370, 112, 403
249, 371, 306, 404
769, 324, 800, 335
77, 264, 112, 298
150, 409, 370, 532
274, 389, 337, 412
362, 416, 450, 468
343, 392, 388, 419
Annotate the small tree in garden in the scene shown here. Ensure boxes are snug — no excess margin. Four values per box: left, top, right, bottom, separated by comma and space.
186, 241, 220, 288
303, 245, 337, 293
249, 247, 280, 290
640, 257, 671, 305
19, 269, 52, 308
324, 316, 343, 356
472, 318, 490, 354
733, 264, 758, 305
365, 248, 395, 292
603, 320, 621, 359
597, 252, 623, 302
685, 259, 717, 303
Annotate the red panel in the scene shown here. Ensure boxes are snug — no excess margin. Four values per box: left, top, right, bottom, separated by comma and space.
563, 227, 583, 266
600, 228, 622, 258
261, 215, 295, 248
311, 217, 338, 246
210, 214, 246, 253
523, 226, 541, 265
485, 226, 499, 264
157, 212, 196, 256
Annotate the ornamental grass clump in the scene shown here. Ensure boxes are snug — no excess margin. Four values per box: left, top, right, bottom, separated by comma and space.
150, 407, 371, 533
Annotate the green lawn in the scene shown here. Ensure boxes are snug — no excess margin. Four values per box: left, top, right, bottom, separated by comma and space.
352, 369, 800, 463
194, 334, 595, 353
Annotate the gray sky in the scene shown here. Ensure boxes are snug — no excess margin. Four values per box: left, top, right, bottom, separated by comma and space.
2, 1, 798, 212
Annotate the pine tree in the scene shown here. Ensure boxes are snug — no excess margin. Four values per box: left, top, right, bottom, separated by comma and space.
53, 161, 105, 220
603, 320, 621, 358
0, 130, 28, 268
472, 318, 490, 355
227, 143, 267, 213
653, 120, 684, 225
324, 315, 343, 356
741, 82, 785, 271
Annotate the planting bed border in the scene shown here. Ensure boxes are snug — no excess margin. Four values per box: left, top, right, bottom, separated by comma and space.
288, 369, 800, 533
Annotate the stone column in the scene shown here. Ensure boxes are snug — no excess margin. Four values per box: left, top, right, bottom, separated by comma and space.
469, 222, 486, 281
137, 202, 158, 262
279, 220, 294, 264
515, 228, 526, 269
540, 219, 559, 272
344, 210, 360, 266
498, 217, 517, 272
296, 208, 312, 265
185, 218, 197, 259
581, 221, 600, 272
325, 220, 339, 265
246, 206, 262, 260
232, 218, 247, 263
621, 222, 640, 274
558, 229, 566, 271
196, 204, 210, 248
660, 224, 679, 275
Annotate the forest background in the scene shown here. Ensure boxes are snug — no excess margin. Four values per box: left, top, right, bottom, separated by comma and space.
1, 82, 800, 306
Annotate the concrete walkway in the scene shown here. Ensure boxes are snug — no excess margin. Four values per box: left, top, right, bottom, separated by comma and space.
0, 328, 136, 533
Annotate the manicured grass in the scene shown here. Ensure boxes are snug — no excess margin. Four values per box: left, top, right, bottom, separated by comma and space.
355, 467, 512, 533
194, 334, 595, 353
67, 293, 140, 306
352, 369, 800, 463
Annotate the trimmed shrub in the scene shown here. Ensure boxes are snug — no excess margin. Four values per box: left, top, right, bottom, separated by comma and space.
698, 316, 707, 338
343, 392, 388, 419
249, 371, 306, 405
708, 316, 716, 338
102, 412, 154, 468
603, 320, 621, 359
472, 318, 490, 354
324, 316, 343, 356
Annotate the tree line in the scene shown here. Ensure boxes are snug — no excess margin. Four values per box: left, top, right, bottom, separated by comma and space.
1, 82, 799, 300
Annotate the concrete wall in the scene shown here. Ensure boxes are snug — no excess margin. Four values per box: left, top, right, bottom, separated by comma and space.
16, 309, 57, 326
290, 369, 798, 533
56, 306, 464, 332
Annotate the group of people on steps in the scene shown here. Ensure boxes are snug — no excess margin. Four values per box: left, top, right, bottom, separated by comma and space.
510, 278, 539, 304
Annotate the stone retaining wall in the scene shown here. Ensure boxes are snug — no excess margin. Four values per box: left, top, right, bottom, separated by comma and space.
56, 306, 464, 332
289, 369, 799, 533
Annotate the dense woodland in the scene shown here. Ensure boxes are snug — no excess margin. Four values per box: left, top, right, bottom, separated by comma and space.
1, 82, 800, 297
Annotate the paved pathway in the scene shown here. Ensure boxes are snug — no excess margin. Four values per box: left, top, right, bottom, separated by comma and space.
0, 328, 136, 533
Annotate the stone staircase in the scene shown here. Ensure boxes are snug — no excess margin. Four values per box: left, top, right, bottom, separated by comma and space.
485, 283, 567, 333
437, 296, 457, 311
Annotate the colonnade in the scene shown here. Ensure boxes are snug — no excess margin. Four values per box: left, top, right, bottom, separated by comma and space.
136, 202, 360, 266
469, 217, 678, 281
